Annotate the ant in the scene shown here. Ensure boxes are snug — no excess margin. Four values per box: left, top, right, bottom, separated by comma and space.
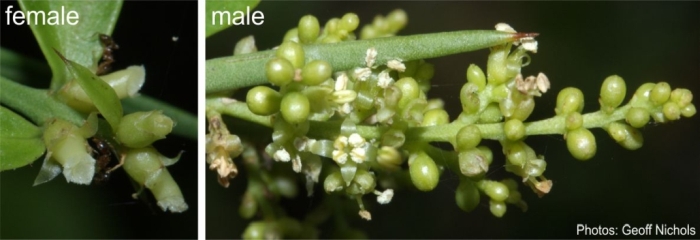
89, 136, 123, 185
96, 34, 119, 76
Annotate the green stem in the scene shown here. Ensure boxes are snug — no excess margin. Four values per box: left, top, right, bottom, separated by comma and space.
407, 105, 633, 142
206, 30, 528, 93
0, 47, 51, 85
0, 77, 84, 126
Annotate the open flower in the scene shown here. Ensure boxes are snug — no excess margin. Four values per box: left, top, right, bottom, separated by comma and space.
332, 133, 369, 164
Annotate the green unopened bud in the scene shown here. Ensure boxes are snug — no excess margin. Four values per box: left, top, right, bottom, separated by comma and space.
504, 141, 534, 167
466, 64, 486, 90
566, 128, 597, 161
477, 180, 510, 202
489, 200, 507, 218
455, 125, 481, 151
409, 151, 439, 191
345, 169, 376, 195
298, 15, 320, 44
625, 107, 650, 128
386, 9, 407, 33
116, 111, 174, 148
123, 147, 187, 213
681, 103, 696, 118
487, 45, 509, 85
565, 112, 583, 130
599, 75, 626, 113
395, 77, 420, 108
555, 87, 584, 115
377, 146, 403, 170
276, 41, 305, 69
234, 35, 257, 55
650, 82, 672, 106
422, 109, 449, 126
504, 119, 525, 141
479, 103, 503, 123
239, 191, 257, 219
458, 148, 489, 177
606, 122, 643, 150
630, 83, 656, 105
662, 101, 681, 121
670, 88, 693, 108
324, 170, 345, 193
58, 65, 145, 112
460, 83, 480, 114
455, 178, 480, 213
282, 28, 299, 43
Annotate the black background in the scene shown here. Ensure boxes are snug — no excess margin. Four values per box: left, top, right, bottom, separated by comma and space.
207, 1, 700, 239
1, 1, 198, 238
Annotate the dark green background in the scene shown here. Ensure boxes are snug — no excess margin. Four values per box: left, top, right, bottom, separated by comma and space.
1, 1, 198, 238
207, 1, 700, 239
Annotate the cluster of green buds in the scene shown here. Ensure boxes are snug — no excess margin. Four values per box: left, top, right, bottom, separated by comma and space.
214, 10, 696, 237
33, 49, 188, 212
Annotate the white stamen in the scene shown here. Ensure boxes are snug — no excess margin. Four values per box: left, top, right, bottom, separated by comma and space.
387, 59, 406, 72
365, 47, 377, 67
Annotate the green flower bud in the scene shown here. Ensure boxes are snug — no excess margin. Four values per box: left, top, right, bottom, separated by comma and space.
298, 15, 320, 44
58, 65, 145, 112
650, 82, 672, 106
239, 191, 257, 219
504, 141, 530, 167
281, 92, 310, 124
395, 77, 420, 108
40, 118, 97, 185
555, 87, 585, 115
301, 60, 332, 86
386, 9, 408, 32
681, 103, 696, 118
282, 28, 299, 43
460, 83, 480, 114
477, 146, 494, 166
270, 175, 299, 198
360, 25, 378, 39
625, 107, 650, 128
339, 13, 360, 32
504, 119, 525, 141
276, 41, 305, 69
566, 128, 597, 161
606, 122, 643, 150
422, 109, 449, 126
489, 200, 507, 218
246, 86, 281, 116
477, 180, 510, 202
414, 62, 435, 83
510, 96, 535, 121
324, 170, 345, 193
265, 58, 295, 86
123, 147, 187, 212
377, 146, 403, 170
505, 190, 523, 205
630, 83, 656, 105
486, 45, 509, 85
670, 88, 693, 108
116, 111, 174, 148
381, 128, 405, 148
346, 168, 376, 195
599, 75, 626, 113
234, 35, 257, 55
458, 148, 488, 177
479, 103, 503, 123
242, 222, 276, 240
466, 64, 486, 90
662, 101, 681, 121
409, 152, 439, 191
455, 178, 480, 213
565, 112, 583, 131
455, 125, 481, 151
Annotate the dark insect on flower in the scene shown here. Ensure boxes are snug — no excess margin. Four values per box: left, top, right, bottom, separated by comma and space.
97, 33, 119, 76
89, 136, 120, 184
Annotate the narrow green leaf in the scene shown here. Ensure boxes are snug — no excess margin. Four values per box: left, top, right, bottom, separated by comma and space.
54, 49, 122, 131
0, 106, 46, 171
206, 0, 260, 37
18, 0, 122, 90
206, 30, 530, 93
